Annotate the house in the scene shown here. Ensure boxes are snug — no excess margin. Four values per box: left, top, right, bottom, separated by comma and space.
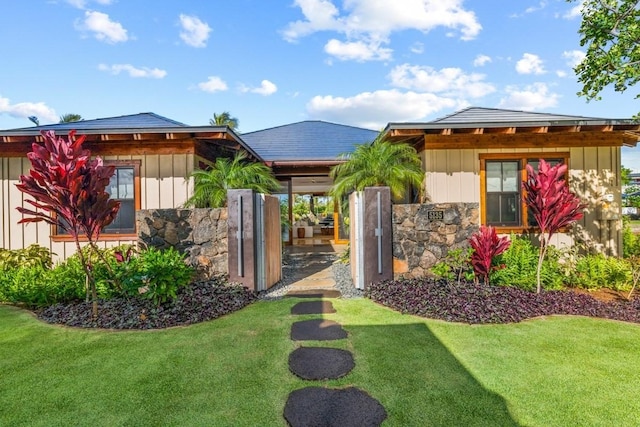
0, 113, 260, 260
381, 107, 640, 256
1, 107, 639, 259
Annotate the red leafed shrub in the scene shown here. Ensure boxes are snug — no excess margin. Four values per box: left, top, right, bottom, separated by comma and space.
468, 225, 511, 284
15, 130, 120, 317
523, 159, 585, 293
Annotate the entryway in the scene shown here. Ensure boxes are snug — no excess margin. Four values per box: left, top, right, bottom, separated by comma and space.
283, 244, 347, 296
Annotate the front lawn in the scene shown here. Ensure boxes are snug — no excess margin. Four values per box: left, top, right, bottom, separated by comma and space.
2, 298, 640, 426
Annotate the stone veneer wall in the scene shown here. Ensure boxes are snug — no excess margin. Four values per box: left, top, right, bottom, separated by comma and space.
136, 208, 228, 279
392, 203, 479, 278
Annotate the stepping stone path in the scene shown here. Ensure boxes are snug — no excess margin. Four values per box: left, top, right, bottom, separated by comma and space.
289, 347, 354, 380
285, 297, 387, 426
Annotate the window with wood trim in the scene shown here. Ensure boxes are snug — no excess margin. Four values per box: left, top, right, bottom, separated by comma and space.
480, 153, 569, 230
54, 160, 141, 240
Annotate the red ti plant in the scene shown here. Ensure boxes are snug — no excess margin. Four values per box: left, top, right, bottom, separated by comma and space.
523, 159, 585, 293
468, 225, 511, 285
15, 130, 120, 317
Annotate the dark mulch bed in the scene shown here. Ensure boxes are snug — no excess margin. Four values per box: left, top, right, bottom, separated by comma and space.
366, 278, 640, 324
291, 301, 336, 315
37, 278, 257, 329
290, 319, 348, 341
289, 347, 355, 380
284, 386, 387, 427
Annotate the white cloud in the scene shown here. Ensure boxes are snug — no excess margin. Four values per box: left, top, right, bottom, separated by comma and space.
473, 54, 491, 67
498, 83, 560, 111
0, 95, 58, 124
254, 80, 277, 96
516, 53, 546, 74
410, 42, 424, 54
563, 49, 586, 68
510, 1, 547, 17
324, 39, 392, 61
76, 10, 128, 43
197, 76, 228, 93
307, 89, 460, 129
98, 64, 167, 79
283, 0, 481, 61
556, 70, 568, 77
563, 0, 584, 19
179, 14, 211, 48
388, 64, 496, 98
66, 0, 113, 8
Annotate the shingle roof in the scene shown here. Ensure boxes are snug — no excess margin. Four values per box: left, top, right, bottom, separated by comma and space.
3, 112, 187, 132
242, 121, 379, 161
431, 106, 608, 124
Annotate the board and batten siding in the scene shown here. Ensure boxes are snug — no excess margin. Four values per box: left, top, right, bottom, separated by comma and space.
0, 153, 195, 261
422, 146, 622, 255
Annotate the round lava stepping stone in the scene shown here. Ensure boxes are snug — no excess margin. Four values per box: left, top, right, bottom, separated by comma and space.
291, 301, 336, 315
290, 319, 347, 341
289, 347, 355, 380
283, 386, 387, 427
286, 290, 342, 298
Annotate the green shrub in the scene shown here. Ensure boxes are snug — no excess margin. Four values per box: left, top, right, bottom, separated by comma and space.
622, 217, 640, 258
430, 248, 474, 283
0, 265, 79, 307
135, 247, 194, 305
568, 254, 632, 291
491, 236, 564, 291
0, 244, 53, 270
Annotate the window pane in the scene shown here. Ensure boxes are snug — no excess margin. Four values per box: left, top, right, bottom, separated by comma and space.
486, 193, 501, 223
500, 194, 519, 224
502, 162, 519, 192
118, 168, 134, 199
486, 162, 502, 192
104, 200, 135, 232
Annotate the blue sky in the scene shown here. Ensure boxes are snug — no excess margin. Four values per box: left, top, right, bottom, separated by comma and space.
1, 0, 639, 168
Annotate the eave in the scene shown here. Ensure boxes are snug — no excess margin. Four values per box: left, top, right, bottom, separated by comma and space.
383, 122, 640, 148
0, 126, 264, 161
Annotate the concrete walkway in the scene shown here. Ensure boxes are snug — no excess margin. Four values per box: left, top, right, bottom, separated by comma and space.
284, 244, 346, 293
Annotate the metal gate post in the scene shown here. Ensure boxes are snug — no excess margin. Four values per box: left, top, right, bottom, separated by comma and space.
350, 187, 393, 290
227, 189, 256, 290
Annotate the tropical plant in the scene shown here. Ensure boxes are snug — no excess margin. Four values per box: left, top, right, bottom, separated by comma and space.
568, 253, 632, 291
430, 248, 474, 284
570, 0, 640, 118
210, 111, 239, 130
622, 217, 640, 257
329, 135, 424, 201
522, 159, 585, 293
183, 151, 280, 208
135, 247, 194, 305
491, 235, 564, 291
468, 226, 511, 285
15, 130, 120, 317
0, 244, 53, 270
59, 113, 83, 123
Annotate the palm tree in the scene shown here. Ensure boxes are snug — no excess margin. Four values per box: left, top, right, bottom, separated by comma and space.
59, 113, 83, 123
329, 135, 424, 201
183, 151, 280, 208
210, 111, 239, 131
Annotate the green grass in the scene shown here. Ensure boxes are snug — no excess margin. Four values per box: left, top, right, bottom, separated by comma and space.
2, 299, 640, 426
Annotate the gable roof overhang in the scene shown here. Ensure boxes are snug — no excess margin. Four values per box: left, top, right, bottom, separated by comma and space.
381, 107, 640, 149
0, 125, 263, 161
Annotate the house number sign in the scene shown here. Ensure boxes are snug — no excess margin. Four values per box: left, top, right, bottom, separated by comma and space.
427, 210, 444, 221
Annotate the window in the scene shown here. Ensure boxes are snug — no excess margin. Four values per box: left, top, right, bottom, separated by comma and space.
480, 154, 568, 230
54, 161, 140, 239
103, 165, 137, 234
